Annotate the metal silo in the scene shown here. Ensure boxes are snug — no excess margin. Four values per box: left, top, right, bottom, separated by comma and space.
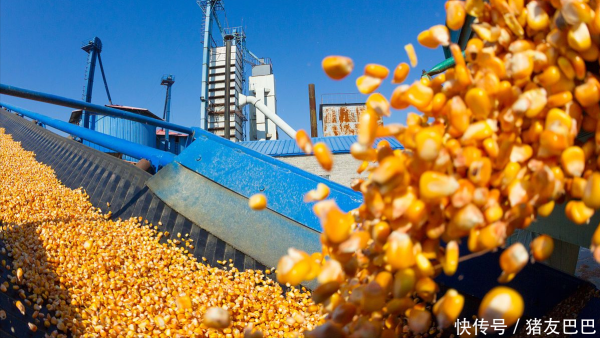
71, 105, 159, 162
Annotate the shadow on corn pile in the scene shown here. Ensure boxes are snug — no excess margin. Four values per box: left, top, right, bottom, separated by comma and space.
0, 219, 75, 337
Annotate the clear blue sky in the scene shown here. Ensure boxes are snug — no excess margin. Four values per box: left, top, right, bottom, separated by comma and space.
0, 0, 447, 139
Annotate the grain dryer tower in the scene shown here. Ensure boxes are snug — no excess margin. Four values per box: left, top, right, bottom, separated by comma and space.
248, 61, 277, 141
206, 39, 245, 142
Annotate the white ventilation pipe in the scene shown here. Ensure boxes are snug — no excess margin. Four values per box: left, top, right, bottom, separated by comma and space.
238, 93, 297, 139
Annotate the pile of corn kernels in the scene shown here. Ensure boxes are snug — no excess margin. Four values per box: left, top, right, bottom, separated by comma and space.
0, 129, 321, 337
276, 0, 600, 337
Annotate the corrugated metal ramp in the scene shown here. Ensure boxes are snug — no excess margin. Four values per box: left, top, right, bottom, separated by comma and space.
0, 108, 269, 337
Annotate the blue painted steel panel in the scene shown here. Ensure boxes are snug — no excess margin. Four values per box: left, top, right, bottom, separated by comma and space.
238, 135, 403, 157
82, 115, 157, 161
175, 129, 363, 232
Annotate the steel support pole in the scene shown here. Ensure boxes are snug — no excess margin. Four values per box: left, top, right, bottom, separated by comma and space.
82, 43, 99, 129
200, 2, 213, 130
308, 84, 318, 137
224, 35, 233, 140
163, 83, 173, 150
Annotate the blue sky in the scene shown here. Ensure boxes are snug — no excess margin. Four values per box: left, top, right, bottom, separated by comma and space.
1, 0, 447, 139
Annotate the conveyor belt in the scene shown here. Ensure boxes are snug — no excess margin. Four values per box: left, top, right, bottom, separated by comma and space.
0, 108, 269, 337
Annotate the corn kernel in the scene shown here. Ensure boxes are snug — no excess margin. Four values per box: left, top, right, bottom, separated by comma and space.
322, 56, 354, 80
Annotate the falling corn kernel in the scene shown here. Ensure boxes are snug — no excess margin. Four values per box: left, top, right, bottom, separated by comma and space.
203, 307, 231, 329
295, 129, 313, 154
313, 142, 333, 171
433, 289, 464, 329
15, 300, 25, 315
356, 75, 382, 94
248, 193, 267, 210
404, 43, 418, 67
479, 287, 524, 327
304, 183, 330, 202
364, 64, 390, 79
446, 1, 466, 30
392, 62, 410, 84
322, 56, 354, 80
531, 235, 554, 262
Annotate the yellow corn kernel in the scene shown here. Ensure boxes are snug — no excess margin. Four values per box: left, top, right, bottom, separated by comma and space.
304, 183, 330, 203
568, 23, 592, 52
537, 200, 555, 217
433, 289, 464, 329
575, 81, 600, 108
203, 307, 231, 329
442, 241, 459, 276
407, 304, 432, 334
366, 93, 390, 117
451, 179, 474, 210
314, 200, 353, 244
405, 81, 434, 111
415, 253, 434, 277
364, 64, 389, 80
448, 203, 485, 238
446, 1, 466, 30
468, 158, 492, 187
485, 205, 504, 223
313, 142, 333, 171
390, 84, 409, 109
571, 177, 588, 199
15, 300, 25, 315
483, 138, 499, 158
385, 231, 416, 270
417, 29, 439, 49
562, 0, 594, 25
510, 52, 533, 80
566, 51, 586, 80
465, 0, 485, 17
356, 160, 368, 174
479, 287, 524, 327
455, 64, 472, 88
461, 120, 497, 145
583, 173, 600, 209
547, 91, 573, 108
248, 193, 267, 210
500, 243, 529, 275
415, 127, 442, 161
393, 268, 416, 298
295, 129, 313, 154
535, 65, 560, 87
447, 96, 471, 134
391, 62, 410, 84
356, 75, 382, 94
415, 277, 438, 302
565, 200, 594, 224
322, 56, 354, 80
526, 1, 550, 31
405, 199, 428, 226
465, 88, 492, 120
420, 171, 460, 201
561, 146, 585, 177
405, 43, 418, 67
557, 56, 576, 80
531, 234, 554, 262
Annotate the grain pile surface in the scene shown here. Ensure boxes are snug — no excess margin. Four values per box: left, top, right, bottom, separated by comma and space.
0, 128, 320, 337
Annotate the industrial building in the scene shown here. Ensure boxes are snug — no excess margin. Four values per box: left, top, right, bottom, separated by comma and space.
319, 93, 382, 136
